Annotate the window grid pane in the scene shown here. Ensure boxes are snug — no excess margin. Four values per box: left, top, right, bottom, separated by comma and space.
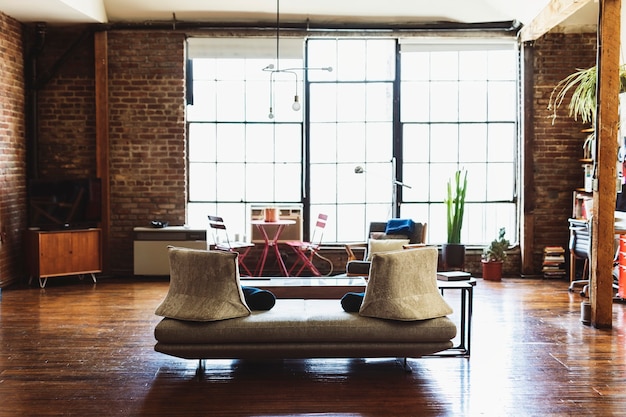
400, 47, 518, 244
187, 39, 518, 245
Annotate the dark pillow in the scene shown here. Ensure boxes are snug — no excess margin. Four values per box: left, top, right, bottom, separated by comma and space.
340, 292, 365, 312
241, 286, 276, 311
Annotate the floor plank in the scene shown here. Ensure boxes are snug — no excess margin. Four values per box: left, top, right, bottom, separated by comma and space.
1, 276, 625, 416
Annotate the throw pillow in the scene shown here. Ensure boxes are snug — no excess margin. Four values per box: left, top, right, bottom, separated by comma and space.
155, 246, 251, 321
340, 292, 365, 312
359, 246, 453, 321
366, 238, 410, 261
241, 286, 276, 311
385, 218, 415, 236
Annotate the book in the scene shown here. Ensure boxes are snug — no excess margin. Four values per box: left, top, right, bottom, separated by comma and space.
544, 246, 565, 254
437, 271, 472, 281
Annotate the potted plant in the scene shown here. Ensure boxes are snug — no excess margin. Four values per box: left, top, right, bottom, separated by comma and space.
481, 227, 510, 281
442, 169, 468, 270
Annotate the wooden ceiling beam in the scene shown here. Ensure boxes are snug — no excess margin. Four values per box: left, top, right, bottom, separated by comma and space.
520, 0, 595, 41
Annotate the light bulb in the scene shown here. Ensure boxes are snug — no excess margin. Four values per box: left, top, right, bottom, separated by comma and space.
268, 107, 274, 119
292, 95, 301, 111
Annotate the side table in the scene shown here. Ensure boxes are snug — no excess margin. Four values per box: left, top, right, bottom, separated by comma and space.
434, 278, 476, 357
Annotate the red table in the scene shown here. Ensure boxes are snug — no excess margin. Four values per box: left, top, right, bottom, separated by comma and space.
251, 219, 295, 276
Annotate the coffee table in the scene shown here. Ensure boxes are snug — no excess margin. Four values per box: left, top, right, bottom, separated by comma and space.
240, 276, 367, 299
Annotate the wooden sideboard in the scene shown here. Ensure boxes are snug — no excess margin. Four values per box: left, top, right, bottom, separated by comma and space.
26, 228, 102, 288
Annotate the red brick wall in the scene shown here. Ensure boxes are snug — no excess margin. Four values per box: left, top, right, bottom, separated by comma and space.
0, 24, 601, 283
36, 27, 96, 178
0, 12, 26, 287
530, 32, 597, 272
107, 31, 186, 274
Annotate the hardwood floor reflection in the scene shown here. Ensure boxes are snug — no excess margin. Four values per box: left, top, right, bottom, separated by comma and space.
1, 276, 625, 416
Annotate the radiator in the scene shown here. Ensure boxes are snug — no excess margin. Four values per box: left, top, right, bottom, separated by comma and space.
133, 226, 207, 275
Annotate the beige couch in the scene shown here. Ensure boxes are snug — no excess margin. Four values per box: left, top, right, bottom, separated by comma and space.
155, 298, 456, 360
153, 246, 457, 369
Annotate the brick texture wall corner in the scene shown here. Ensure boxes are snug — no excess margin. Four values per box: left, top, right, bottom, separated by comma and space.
0, 12, 27, 287
107, 31, 187, 274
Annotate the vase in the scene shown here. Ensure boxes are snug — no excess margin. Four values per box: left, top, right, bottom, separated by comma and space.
481, 260, 503, 281
442, 243, 465, 271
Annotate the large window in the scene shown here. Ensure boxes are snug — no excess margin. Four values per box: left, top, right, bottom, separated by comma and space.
187, 38, 305, 242
187, 36, 519, 245
399, 41, 518, 244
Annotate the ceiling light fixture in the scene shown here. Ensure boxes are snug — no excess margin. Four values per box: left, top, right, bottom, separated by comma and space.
263, 0, 332, 119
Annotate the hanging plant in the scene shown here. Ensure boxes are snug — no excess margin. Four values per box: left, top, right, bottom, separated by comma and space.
548, 64, 626, 125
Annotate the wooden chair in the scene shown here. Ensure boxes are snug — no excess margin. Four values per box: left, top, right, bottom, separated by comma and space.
345, 220, 427, 277
284, 213, 329, 276
208, 215, 255, 276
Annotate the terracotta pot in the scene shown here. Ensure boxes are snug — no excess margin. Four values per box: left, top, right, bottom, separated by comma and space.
482, 260, 503, 281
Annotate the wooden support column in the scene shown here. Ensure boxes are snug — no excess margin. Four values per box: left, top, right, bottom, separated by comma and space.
94, 31, 110, 274
591, 0, 621, 328
521, 42, 536, 276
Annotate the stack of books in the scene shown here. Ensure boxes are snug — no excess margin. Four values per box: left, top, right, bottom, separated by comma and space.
542, 246, 566, 278
437, 271, 472, 281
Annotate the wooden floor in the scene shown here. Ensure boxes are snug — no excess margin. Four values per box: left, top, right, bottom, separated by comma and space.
1, 276, 626, 417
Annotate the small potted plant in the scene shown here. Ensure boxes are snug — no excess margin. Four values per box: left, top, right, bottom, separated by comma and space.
481, 227, 509, 281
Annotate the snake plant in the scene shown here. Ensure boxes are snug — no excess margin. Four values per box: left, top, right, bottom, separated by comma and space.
445, 169, 468, 244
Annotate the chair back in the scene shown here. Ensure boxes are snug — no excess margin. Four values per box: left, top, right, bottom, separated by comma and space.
309, 213, 328, 246
569, 219, 591, 259
368, 220, 427, 244
208, 215, 232, 249
362, 220, 427, 261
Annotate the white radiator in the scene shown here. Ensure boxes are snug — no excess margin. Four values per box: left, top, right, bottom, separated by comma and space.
133, 226, 207, 275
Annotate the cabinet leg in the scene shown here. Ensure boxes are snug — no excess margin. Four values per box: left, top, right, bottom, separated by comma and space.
39, 277, 48, 289
90, 273, 97, 284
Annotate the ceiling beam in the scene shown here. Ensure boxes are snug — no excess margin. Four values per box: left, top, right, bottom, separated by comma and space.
520, 0, 595, 41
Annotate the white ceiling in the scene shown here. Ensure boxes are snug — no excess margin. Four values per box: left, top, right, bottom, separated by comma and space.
0, 0, 599, 30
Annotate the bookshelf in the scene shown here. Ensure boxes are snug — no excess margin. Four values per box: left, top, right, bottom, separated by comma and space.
542, 246, 566, 278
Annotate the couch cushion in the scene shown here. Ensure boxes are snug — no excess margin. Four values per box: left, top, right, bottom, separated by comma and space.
155, 247, 250, 322
359, 247, 453, 321
154, 299, 456, 344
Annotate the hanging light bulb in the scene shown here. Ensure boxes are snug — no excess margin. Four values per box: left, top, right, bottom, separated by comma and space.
262, 0, 331, 118
292, 95, 301, 111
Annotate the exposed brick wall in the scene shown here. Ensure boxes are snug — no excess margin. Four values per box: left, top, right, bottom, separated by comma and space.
531, 32, 597, 273
0, 12, 26, 287
35, 26, 96, 178
107, 31, 187, 274
0, 23, 602, 283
